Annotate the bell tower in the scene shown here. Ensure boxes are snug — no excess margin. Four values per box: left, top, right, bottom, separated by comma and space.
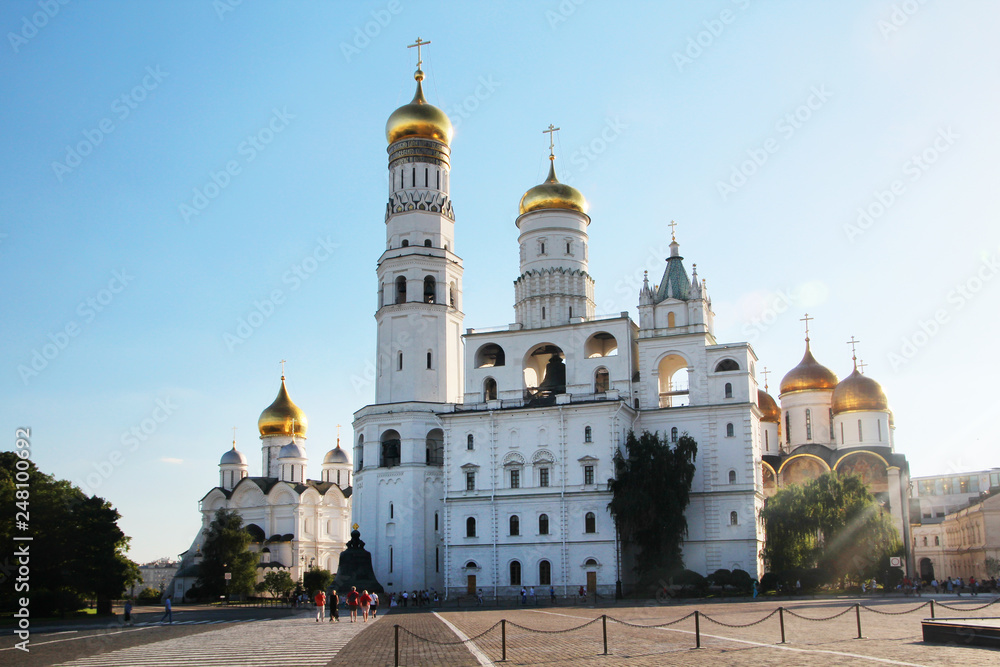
374, 38, 464, 404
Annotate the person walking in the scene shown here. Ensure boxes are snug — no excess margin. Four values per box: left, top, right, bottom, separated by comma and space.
160, 596, 172, 624
550, 585, 556, 604
329, 589, 340, 622
123, 600, 133, 626
314, 590, 326, 622
476, 588, 484, 606
347, 586, 360, 622
520, 587, 527, 605
370, 591, 379, 619
360, 590, 372, 622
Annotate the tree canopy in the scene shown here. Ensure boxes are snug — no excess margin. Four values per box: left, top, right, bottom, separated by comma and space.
195, 508, 258, 598
0, 452, 140, 616
303, 567, 334, 595
608, 430, 698, 586
761, 471, 901, 584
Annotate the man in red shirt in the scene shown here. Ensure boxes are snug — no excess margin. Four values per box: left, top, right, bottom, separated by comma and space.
313, 590, 326, 622
347, 586, 359, 622
359, 590, 372, 622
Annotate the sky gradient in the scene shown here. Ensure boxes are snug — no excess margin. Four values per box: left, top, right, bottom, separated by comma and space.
2, 0, 998, 563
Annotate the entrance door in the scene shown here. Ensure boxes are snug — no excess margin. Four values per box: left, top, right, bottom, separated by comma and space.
586, 571, 597, 594
467, 574, 477, 596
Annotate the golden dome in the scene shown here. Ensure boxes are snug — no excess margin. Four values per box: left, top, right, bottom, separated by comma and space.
385, 69, 453, 145
258, 377, 308, 437
832, 368, 889, 414
757, 389, 781, 423
779, 342, 838, 395
518, 160, 589, 215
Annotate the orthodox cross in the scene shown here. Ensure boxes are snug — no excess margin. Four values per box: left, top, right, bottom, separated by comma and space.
408, 37, 430, 68
668, 219, 678, 241
857, 359, 868, 374
800, 313, 813, 341
846, 335, 861, 368
280, 359, 287, 377
543, 124, 560, 158
761, 367, 771, 392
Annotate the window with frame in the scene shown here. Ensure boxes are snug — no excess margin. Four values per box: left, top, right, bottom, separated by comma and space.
466, 517, 476, 537
539, 467, 550, 487
805, 408, 812, 440
724, 382, 733, 398
584, 465, 594, 485
584, 426, 592, 443
584, 512, 596, 533
539, 560, 551, 585
539, 513, 549, 535
728, 470, 737, 484
509, 515, 520, 536
467, 434, 474, 450
510, 469, 520, 489
730, 511, 738, 526
465, 471, 475, 491
670, 427, 678, 443
510, 560, 521, 585
785, 413, 791, 444
726, 423, 734, 438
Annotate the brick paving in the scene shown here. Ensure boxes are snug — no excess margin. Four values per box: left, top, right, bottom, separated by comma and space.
335, 596, 1000, 666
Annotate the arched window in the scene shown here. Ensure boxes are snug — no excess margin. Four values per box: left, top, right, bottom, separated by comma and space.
401, 239, 409, 247
389, 503, 394, 519
435, 513, 439, 531
730, 511, 738, 526
395, 276, 406, 304
670, 427, 678, 443
426, 429, 443, 466
539, 560, 551, 585
585, 512, 596, 534
805, 408, 812, 440
424, 239, 432, 247
466, 517, 476, 537
380, 431, 401, 468
483, 377, 497, 401
426, 351, 433, 369
509, 515, 520, 536
465, 561, 477, 569
355, 435, 364, 471
724, 382, 733, 398
467, 434, 474, 450
584, 426, 592, 443
398, 351, 403, 370
715, 359, 740, 372
449, 283, 456, 307
726, 423, 734, 437
539, 514, 549, 535
785, 413, 791, 444
378, 283, 384, 308
475, 343, 505, 368
424, 275, 436, 303
510, 560, 521, 585
923, 536, 928, 546
667, 311, 676, 327
595, 368, 610, 393
728, 470, 737, 484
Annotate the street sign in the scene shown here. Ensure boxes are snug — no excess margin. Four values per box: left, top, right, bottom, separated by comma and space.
889, 557, 902, 568
224, 573, 232, 580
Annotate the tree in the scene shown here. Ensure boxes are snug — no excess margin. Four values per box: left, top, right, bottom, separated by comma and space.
195, 508, 258, 599
762, 472, 901, 585
0, 453, 140, 616
985, 557, 1000, 579
302, 568, 333, 595
260, 570, 295, 599
608, 430, 698, 586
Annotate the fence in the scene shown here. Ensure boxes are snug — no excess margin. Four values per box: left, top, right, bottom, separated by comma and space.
390, 597, 1000, 666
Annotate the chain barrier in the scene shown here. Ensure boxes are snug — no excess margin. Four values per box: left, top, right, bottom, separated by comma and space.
700, 608, 779, 628
784, 606, 856, 621
607, 611, 696, 628
398, 620, 501, 645
506, 617, 601, 634
859, 601, 930, 616
935, 596, 1000, 612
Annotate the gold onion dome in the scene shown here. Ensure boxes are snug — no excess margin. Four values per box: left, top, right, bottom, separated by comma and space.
519, 160, 589, 215
832, 368, 889, 414
757, 389, 781, 423
779, 342, 838, 395
257, 376, 308, 437
385, 69, 453, 145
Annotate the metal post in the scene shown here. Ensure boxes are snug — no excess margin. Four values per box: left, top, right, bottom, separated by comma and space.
501, 618, 507, 662
930, 599, 935, 619
602, 614, 608, 655
855, 603, 862, 639
778, 607, 786, 644
394, 625, 399, 667
694, 610, 701, 649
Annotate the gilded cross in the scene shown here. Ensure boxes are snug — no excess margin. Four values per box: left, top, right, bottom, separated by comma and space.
857, 359, 868, 374
543, 124, 560, 158
846, 335, 861, 365
408, 37, 431, 68
800, 313, 813, 340
668, 219, 678, 241
761, 367, 771, 392
280, 359, 287, 377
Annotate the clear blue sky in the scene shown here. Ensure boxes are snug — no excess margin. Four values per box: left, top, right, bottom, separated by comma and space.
2, 1, 997, 563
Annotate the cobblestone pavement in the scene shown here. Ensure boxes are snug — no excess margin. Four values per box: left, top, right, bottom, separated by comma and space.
338, 596, 1000, 666
49, 612, 374, 667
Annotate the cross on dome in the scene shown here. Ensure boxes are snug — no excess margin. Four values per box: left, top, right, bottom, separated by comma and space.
846, 335, 861, 369
543, 124, 560, 160
761, 367, 771, 392
668, 219, 678, 241
408, 37, 430, 69
279, 358, 287, 378
800, 313, 813, 341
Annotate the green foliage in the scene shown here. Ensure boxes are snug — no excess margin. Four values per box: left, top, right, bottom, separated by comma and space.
985, 557, 1000, 579
608, 430, 697, 586
762, 472, 901, 584
0, 453, 139, 616
730, 569, 754, 592
261, 570, 295, 598
137, 587, 162, 602
195, 509, 258, 598
302, 568, 333, 595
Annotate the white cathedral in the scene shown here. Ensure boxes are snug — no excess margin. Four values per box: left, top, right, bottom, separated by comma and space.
177, 47, 911, 600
